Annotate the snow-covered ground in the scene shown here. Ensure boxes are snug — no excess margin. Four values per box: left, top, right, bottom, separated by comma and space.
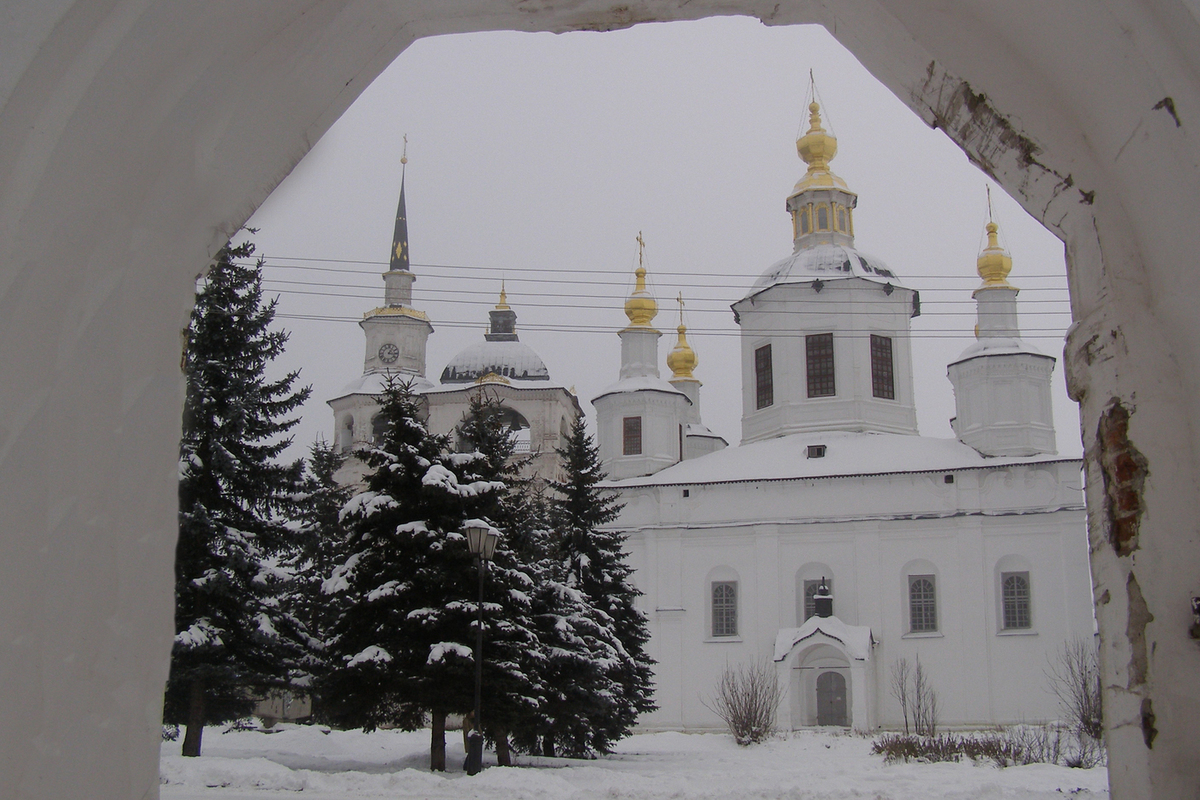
160, 725, 1109, 799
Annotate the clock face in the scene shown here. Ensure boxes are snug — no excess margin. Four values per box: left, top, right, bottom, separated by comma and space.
378, 343, 400, 364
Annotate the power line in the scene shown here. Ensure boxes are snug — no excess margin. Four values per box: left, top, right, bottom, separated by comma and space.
248, 256, 1073, 283
273, 312, 1071, 339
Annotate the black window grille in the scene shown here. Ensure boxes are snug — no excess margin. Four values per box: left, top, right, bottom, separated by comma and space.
806, 333, 835, 397
755, 344, 773, 409
870, 334, 895, 399
622, 416, 642, 456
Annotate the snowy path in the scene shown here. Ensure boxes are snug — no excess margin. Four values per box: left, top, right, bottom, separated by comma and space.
160, 726, 1109, 799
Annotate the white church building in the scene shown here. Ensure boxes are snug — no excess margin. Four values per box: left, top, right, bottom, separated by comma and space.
329, 101, 1094, 733
595, 102, 1094, 732
327, 167, 581, 486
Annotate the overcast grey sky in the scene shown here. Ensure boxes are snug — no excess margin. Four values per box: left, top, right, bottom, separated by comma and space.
244, 16, 1080, 464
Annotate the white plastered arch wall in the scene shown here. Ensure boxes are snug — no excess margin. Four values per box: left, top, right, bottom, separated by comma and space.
1, 2, 1196, 797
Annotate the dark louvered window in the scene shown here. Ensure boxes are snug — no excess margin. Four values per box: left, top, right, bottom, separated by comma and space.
870, 334, 895, 399
755, 344, 773, 409
806, 333, 835, 397
622, 416, 642, 456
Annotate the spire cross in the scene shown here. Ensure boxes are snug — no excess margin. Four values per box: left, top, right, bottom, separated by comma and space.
401, 134, 408, 166
677, 292, 685, 327
636, 231, 646, 267
986, 184, 993, 222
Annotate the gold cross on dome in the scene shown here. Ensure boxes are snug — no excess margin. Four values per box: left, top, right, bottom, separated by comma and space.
636, 231, 645, 267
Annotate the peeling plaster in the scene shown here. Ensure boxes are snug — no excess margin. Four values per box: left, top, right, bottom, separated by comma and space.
1141, 697, 1158, 749
1125, 572, 1154, 689
1098, 399, 1149, 557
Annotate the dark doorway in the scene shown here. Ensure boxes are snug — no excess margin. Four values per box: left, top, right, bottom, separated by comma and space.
816, 671, 848, 726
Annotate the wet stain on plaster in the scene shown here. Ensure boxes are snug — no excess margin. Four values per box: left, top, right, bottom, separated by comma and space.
1097, 399, 1149, 557
1152, 97, 1181, 128
915, 65, 1095, 221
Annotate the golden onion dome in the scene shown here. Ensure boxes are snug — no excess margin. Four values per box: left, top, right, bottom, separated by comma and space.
624, 266, 658, 327
794, 101, 849, 193
667, 323, 697, 379
976, 221, 1016, 290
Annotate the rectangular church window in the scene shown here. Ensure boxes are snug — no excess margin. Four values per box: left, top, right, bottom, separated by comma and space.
817, 204, 830, 230
622, 416, 642, 456
755, 344, 773, 409
870, 334, 895, 399
806, 333, 835, 397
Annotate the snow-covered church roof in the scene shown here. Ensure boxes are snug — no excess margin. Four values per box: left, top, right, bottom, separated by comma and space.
330, 370, 434, 401
749, 243, 900, 295
608, 430, 1077, 488
439, 340, 550, 384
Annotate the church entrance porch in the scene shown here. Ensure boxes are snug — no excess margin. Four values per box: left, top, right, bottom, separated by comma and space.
774, 616, 875, 732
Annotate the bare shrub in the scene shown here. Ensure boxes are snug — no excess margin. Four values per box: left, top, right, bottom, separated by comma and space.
1045, 637, 1105, 767
889, 656, 939, 737
702, 658, 783, 745
888, 658, 911, 734
1045, 637, 1103, 739
872, 724, 1104, 769
911, 657, 939, 737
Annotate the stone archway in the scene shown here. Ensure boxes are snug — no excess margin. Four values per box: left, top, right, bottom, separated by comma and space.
3, 4, 1198, 797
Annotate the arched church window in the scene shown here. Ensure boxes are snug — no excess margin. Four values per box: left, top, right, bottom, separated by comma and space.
816, 204, 830, 230
799, 205, 811, 235
909, 575, 938, 632
1001, 572, 1031, 630
371, 414, 387, 443
712, 581, 738, 637
340, 416, 355, 453
836, 205, 847, 232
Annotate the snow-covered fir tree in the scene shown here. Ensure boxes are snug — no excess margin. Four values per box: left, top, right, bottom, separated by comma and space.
550, 417, 657, 751
320, 380, 539, 772
450, 393, 547, 765
168, 239, 312, 757
291, 439, 351, 721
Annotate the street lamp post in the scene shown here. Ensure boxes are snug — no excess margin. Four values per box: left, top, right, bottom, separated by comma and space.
463, 521, 499, 776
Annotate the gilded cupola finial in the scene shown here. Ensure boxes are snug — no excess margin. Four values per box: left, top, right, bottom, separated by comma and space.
624, 231, 658, 327
667, 293, 697, 379
976, 190, 1016, 291
496, 280, 510, 310
793, 94, 848, 193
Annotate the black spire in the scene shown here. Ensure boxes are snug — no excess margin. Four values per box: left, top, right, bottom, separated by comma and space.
389, 167, 410, 273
